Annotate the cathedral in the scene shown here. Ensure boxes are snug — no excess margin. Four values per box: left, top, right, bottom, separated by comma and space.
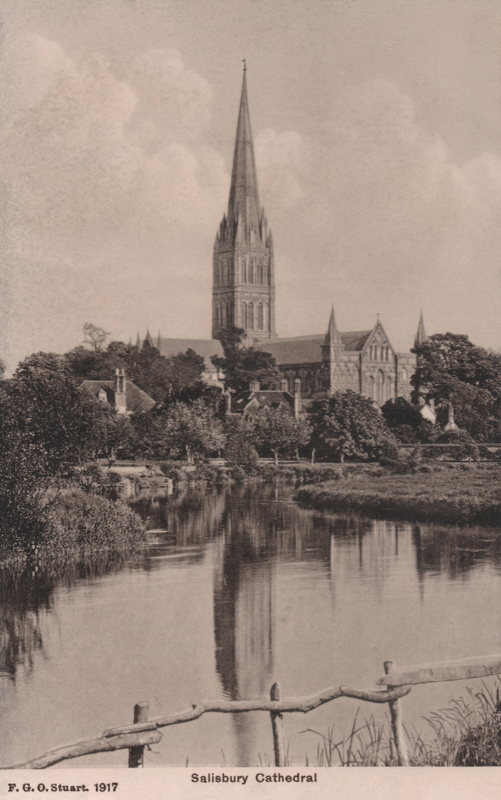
144, 66, 425, 406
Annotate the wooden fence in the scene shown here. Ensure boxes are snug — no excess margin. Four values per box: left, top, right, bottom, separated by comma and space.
3, 654, 501, 770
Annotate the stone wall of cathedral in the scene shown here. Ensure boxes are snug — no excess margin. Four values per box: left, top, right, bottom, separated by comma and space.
277, 350, 416, 405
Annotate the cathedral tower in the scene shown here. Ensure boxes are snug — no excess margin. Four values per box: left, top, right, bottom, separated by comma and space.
212, 66, 277, 341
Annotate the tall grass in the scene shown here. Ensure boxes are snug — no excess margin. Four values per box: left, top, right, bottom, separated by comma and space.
302, 680, 501, 766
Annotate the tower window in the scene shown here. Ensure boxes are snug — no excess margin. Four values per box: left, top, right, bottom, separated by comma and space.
248, 302, 254, 329
258, 303, 263, 330
242, 302, 247, 328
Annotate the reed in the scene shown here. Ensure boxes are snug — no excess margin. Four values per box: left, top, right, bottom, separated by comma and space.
306, 680, 501, 766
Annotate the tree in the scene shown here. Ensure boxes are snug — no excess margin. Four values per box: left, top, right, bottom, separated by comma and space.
224, 416, 259, 469
412, 333, 501, 440
381, 397, 433, 443
308, 390, 397, 462
9, 354, 112, 474
253, 408, 311, 465
161, 400, 225, 463
83, 323, 110, 352
65, 339, 208, 405
211, 347, 280, 395
218, 326, 246, 353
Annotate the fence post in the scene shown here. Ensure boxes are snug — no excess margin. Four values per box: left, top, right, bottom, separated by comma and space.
384, 661, 409, 766
128, 701, 149, 768
270, 682, 285, 767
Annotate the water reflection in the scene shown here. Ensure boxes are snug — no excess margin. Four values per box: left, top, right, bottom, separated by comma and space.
2, 483, 501, 766
0, 557, 136, 682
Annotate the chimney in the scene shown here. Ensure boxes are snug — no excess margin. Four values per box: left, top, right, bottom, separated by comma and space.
281, 378, 288, 393
294, 378, 301, 420
249, 380, 260, 392
114, 368, 127, 414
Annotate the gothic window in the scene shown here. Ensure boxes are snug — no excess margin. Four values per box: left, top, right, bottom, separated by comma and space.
377, 370, 384, 405
248, 302, 254, 329
387, 375, 393, 401
258, 303, 264, 330
259, 262, 263, 284
249, 260, 254, 284
386, 346, 390, 361
242, 258, 247, 283
380, 346, 385, 361
242, 302, 247, 328
368, 375, 375, 400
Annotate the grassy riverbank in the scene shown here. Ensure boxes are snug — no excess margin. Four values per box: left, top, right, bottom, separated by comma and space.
0, 486, 148, 568
294, 464, 501, 526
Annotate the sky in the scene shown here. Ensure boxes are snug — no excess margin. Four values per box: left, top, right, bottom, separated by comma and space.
0, 0, 500, 373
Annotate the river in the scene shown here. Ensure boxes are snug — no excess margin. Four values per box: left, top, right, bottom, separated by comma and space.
1, 482, 501, 767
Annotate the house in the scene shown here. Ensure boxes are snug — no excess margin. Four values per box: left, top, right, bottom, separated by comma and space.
229, 379, 304, 421
80, 369, 155, 415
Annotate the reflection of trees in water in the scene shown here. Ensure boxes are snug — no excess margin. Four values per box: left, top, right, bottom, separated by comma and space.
0, 558, 129, 682
412, 523, 501, 579
5, 483, 501, 693
133, 487, 227, 546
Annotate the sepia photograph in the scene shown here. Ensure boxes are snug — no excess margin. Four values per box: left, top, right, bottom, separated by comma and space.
0, 0, 500, 796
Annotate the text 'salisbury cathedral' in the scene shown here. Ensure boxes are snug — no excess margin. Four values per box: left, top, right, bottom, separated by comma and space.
145, 67, 425, 405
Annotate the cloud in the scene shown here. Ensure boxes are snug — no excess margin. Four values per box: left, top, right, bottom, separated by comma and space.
0, 35, 229, 369
275, 77, 501, 349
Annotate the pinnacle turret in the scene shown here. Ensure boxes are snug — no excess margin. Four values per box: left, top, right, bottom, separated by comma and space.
325, 305, 342, 346
414, 311, 427, 348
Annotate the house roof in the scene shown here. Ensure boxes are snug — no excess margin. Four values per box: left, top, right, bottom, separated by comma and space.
156, 338, 224, 366
232, 389, 296, 415
258, 330, 372, 365
80, 380, 155, 413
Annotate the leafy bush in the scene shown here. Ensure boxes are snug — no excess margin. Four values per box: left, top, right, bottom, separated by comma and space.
434, 429, 480, 460
309, 391, 398, 462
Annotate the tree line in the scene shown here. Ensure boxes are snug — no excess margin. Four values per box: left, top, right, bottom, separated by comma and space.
0, 325, 499, 489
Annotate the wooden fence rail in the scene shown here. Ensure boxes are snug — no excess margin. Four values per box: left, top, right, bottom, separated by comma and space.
3, 653, 501, 770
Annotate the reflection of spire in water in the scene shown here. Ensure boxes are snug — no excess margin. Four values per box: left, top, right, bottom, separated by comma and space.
412, 525, 425, 604
213, 507, 275, 765
214, 530, 273, 765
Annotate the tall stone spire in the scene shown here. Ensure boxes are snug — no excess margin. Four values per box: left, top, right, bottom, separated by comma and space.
227, 66, 261, 239
414, 311, 427, 348
212, 65, 276, 341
